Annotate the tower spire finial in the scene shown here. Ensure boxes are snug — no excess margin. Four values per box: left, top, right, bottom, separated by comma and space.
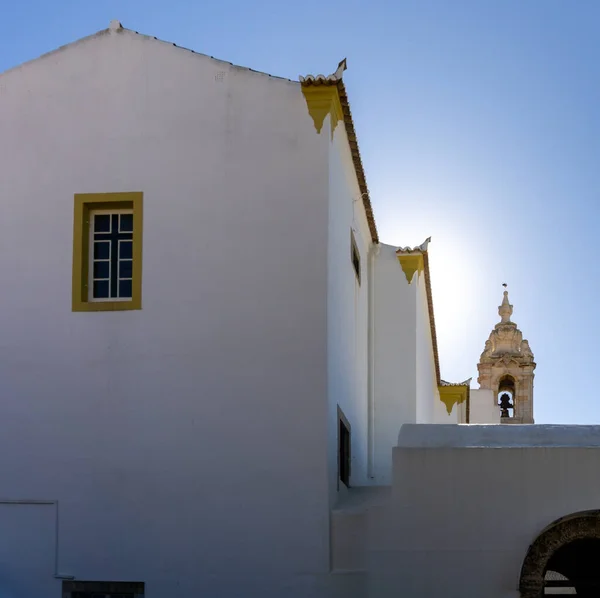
498, 284, 513, 324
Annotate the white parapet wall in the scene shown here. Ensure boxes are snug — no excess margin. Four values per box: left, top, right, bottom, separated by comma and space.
366, 424, 600, 598
397, 423, 600, 447
469, 388, 500, 423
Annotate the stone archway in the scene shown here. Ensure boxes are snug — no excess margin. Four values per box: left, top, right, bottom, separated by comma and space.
520, 510, 600, 597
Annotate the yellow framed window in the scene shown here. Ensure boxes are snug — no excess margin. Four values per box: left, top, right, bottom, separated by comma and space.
72, 192, 143, 312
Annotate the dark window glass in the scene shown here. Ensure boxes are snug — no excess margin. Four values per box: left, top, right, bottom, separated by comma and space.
66, 580, 142, 597
94, 241, 110, 260
120, 241, 133, 260
91, 212, 135, 300
119, 280, 132, 298
93, 280, 110, 298
119, 260, 133, 279
120, 213, 133, 232
352, 243, 360, 282
93, 261, 110, 279
94, 214, 111, 232
339, 418, 351, 487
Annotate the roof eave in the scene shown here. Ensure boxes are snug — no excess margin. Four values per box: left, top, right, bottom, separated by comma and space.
299, 73, 379, 244
422, 251, 441, 385
336, 80, 379, 244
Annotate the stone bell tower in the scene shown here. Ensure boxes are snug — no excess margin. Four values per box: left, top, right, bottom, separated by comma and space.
477, 288, 536, 423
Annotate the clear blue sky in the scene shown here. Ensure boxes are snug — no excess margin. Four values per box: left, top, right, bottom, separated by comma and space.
2, 1, 599, 423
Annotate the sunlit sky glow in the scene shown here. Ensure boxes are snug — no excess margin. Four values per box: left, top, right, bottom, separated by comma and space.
2, 0, 599, 423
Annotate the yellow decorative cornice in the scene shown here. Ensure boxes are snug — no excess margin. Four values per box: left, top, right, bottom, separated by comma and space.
396, 253, 424, 284
301, 84, 344, 139
396, 237, 431, 285
438, 379, 471, 416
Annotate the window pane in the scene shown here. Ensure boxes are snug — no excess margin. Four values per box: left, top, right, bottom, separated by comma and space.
119, 260, 132, 279
120, 241, 132, 260
94, 241, 110, 260
93, 261, 110, 279
120, 213, 133, 232
93, 280, 110, 299
94, 214, 111, 232
119, 279, 132, 298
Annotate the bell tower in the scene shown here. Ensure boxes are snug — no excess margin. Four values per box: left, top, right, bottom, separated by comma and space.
477, 287, 536, 424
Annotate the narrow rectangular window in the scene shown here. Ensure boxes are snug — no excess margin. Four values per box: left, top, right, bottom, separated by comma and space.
351, 231, 361, 284
338, 407, 351, 487
63, 580, 144, 597
72, 192, 143, 312
89, 211, 134, 302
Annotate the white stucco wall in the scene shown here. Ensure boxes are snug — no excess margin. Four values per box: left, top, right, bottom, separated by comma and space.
331, 486, 391, 572
372, 246, 430, 484
469, 388, 500, 423
0, 27, 335, 597
414, 271, 446, 424
456, 396, 468, 422
368, 424, 600, 598
326, 117, 373, 497
372, 255, 442, 483
434, 394, 459, 423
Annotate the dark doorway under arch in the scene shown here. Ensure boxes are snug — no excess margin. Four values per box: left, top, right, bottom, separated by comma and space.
520, 511, 600, 597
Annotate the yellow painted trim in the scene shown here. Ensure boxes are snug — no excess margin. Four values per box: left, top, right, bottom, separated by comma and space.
301, 85, 344, 139
397, 254, 424, 284
72, 192, 143, 312
438, 385, 469, 415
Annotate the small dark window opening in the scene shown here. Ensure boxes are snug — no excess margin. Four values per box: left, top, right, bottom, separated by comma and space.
339, 413, 351, 487
351, 232, 361, 284
64, 581, 144, 598
72, 594, 134, 598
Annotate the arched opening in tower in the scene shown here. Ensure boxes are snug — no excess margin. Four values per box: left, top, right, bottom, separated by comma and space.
497, 375, 515, 419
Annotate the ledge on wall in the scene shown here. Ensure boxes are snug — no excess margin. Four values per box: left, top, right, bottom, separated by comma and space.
397, 424, 600, 448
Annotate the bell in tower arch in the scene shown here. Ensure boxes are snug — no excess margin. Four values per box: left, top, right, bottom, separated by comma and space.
499, 393, 514, 418
498, 375, 516, 418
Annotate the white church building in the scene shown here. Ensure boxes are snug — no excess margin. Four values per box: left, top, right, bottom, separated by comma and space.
1, 20, 598, 598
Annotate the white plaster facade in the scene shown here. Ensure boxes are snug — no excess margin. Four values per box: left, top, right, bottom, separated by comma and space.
0, 23, 335, 598
0, 21, 447, 598
371, 245, 442, 484
327, 111, 372, 493
0, 19, 558, 598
